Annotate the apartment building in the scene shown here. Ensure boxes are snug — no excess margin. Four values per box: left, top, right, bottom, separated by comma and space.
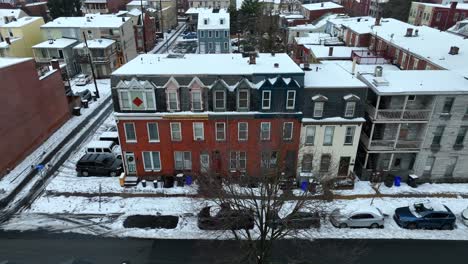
188, 0, 230, 9
301, 2, 345, 22
84, 0, 131, 14
408, 1, 468, 30
41, 14, 137, 67
357, 69, 468, 182
0, 16, 44, 57
0, 8, 27, 26
32, 38, 80, 77
74, 38, 118, 78
197, 12, 229, 53
110, 53, 304, 180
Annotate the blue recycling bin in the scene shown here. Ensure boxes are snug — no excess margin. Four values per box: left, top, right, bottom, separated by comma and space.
394, 176, 401, 187
186, 175, 193, 186
300, 181, 308, 192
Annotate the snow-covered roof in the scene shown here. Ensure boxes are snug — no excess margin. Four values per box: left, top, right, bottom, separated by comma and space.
359, 70, 468, 95
127, 0, 148, 6
295, 32, 331, 45
42, 15, 130, 29
112, 53, 304, 76
185, 7, 228, 15
33, 38, 78, 49
197, 12, 229, 30
236, 0, 281, 10
0, 57, 31, 69
0, 16, 42, 28
302, 117, 365, 123
100, 131, 119, 138
85, 0, 107, 3
127, 8, 142, 17
0, 37, 21, 48
303, 63, 367, 88
412, 2, 468, 11
302, 2, 343, 11
86, 140, 115, 149
73, 38, 115, 49
306, 45, 367, 59
0, 9, 25, 26
329, 17, 468, 75
24, 1, 47, 6
321, 60, 400, 75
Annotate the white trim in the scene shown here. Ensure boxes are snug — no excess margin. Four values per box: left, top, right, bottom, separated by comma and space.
237, 89, 249, 110
283, 122, 294, 140
123, 122, 137, 143
193, 122, 204, 140
191, 90, 203, 111
238, 122, 248, 141
262, 90, 271, 110
314, 102, 324, 118
167, 90, 179, 111
214, 90, 226, 110
323, 126, 335, 146
344, 101, 356, 117
142, 151, 161, 172
304, 125, 315, 145
147, 122, 160, 142
170, 122, 182, 141
260, 122, 271, 140
286, 90, 296, 110
215, 122, 226, 141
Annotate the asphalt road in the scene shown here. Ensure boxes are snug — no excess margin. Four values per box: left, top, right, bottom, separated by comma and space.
0, 232, 466, 264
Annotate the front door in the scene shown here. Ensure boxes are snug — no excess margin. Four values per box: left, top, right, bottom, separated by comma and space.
215, 43, 221, 53
200, 153, 209, 174
124, 152, 136, 175
338, 157, 351, 176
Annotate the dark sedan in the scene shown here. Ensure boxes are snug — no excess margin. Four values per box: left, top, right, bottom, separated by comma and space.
393, 202, 456, 230
267, 211, 320, 229
197, 204, 254, 230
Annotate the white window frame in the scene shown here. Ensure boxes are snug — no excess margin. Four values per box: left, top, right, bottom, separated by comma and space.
215, 30, 219, 38
344, 126, 355, 145
344, 102, 356, 117
230, 151, 246, 171
262, 90, 271, 110
118, 90, 156, 111
167, 90, 179, 111
286, 90, 296, 110
193, 122, 204, 140
260, 122, 271, 140
314, 102, 324, 117
170, 122, 182, 141
191, 90, 203, 111
200, 31, 204, 38
305, 125, 315, 145
237, 90, 249, 110
124, 123, 137, 143
215, 122, 226, 141
238, 122, 248, 141
200, 153, 210, 173
323, 126, 335, 146
142, 151, 161, 171
283, 122, 294, 140
174, 151, 192, 170
147, 122, 160, 142
214, 90, 226, 110
224, 30, 228, 38
224, 42, 228, 50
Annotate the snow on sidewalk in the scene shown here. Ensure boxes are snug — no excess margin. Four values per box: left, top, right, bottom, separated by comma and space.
0, 79, 111, 199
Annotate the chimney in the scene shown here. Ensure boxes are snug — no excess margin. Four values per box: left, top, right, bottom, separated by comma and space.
357, 18, 361, 22
405, 28, 414, 37
414, 29, 419, 37
122, 17, 125, 22
321, 2, 324, 7
449, 46, 460, 55
451, 2, 458, 10
86, 16, 91, 22
249, 53, 256, 64
374, 66, 383, 77
375, 16, 381, 26
5, 37, 11, 45
274, 63, 279, 68
48, 39, 54, 44
351, 57, 357, 75
328, 46, 334, 56
303, 62, 311, 71
50, 59, 60, 70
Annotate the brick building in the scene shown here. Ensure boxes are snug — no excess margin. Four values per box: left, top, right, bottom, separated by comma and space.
84, 0, 132, 14
408, 1, 468, 30
110, 53, 304, 180
0, 58, 69, 177
301, 2, 345, 23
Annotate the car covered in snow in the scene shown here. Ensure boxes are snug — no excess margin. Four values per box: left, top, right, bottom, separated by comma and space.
85, 140, 121, 159
393, 202, 456, 230
462, 207, 468, 226
330, 206, 385, 228
267, 211, 320, 229
75, 74, 92, 86
76, 153, 123, 177
197, 203, 254, 230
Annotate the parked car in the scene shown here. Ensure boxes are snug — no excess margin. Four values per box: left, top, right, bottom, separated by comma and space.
462, 207, 468, 226
183, 32, 197, 39
393, 202, 456, 230
76, 89, 92, 102
76, 153, 123, 177
197, 204, 254, 230
85, 140, 121, 159
330, 206, 385, 228
267, 211, 320, 229
99, 131, 119, 145
75, 74, 92, 86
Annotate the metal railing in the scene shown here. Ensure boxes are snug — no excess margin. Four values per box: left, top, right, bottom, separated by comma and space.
366, 104, 431, 121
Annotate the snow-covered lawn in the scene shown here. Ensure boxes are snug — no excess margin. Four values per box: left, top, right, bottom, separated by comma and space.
0, 79, 111, 199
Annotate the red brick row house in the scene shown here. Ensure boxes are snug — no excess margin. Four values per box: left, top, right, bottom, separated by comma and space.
408, 2, 468, 30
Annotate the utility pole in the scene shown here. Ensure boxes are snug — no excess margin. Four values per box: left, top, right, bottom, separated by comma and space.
141, 0, 147, 53
82, 32, 100, 99
159, 0, 168, 53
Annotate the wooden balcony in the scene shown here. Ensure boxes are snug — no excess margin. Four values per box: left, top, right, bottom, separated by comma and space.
361, 133, 422, 151
366, 104, 431, 121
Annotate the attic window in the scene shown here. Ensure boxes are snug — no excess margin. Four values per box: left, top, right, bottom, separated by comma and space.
220, 18, 224, 25
204, 18, 208, 25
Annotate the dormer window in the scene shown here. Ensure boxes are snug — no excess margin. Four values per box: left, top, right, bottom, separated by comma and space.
238, 90, 249, 110
204, 18, 208, 25
220, 18, 224, 25
167, 91, 179, 111
312, 94, 328, 118
191, 90, 202, 111
214, 90, 225, 110
344, 102, 356, 117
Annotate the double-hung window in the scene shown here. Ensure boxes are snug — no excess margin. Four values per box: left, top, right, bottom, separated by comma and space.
305, 126, 315, 145
230, 151, 246, 171
167, 91, 179, 111
191, 90, 202, 110
320, 154, 331, 172
216, 122, 226, 141
142, 151, 161, 171
323, 126, 334, 145
170, 122, 182, 141
283, 122, 293, 140
238, 90, 249, 110
344, 126, 355, 145
119, 90, 156, 110
174, 151, 191, 170
193, 122, 204, 140
147, 122, 159, 142
442, 97, 454, 114
124, 123, 136, 143
260, 122, 271, 140
214, 90, 225, 110
286, 90, 296, 109
238, 122, 248, 141
314, 102, 324, 117
432, 126, 445, 145
344, 102, 356, 117
262, 90, 271, 109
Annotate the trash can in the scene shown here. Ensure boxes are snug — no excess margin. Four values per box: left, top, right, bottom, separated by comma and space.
82, 99, 89, 108
384, 174, 394, 188
300, 181, 308, 192
408, 174, 419, 188
394, 176, 401, 187
164, 176, 174, 188
186, 175, 193, 186
72, 106, 81, 116
153, 180, 157, 188
141, 179, 147, 187
176, 173, 184, 187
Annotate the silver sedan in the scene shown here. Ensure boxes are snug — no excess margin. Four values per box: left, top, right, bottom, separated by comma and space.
330, 206, 385, 229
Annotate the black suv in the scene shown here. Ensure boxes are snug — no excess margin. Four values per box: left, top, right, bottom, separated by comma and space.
198, 204, 254, 230
76, 153, 123, 177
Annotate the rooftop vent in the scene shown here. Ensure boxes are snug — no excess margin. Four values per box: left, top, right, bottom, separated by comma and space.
274, 63, 279, 68
374, 66, 383, 77
405, 28, 414, 37
48, 39, 54, 44
303, 62, 311, 71
249, 53, 256, 64
449, 46, 459, 55
372, 77, 389, 86
414, 29, 419, 36
321, 2, 324, 7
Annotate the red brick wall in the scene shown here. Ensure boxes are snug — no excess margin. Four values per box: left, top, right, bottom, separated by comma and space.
306, 8, 346, 22
429, 6, 468, 30
117, 117, 301, 179
0, 60, 70, 176
107, 0, 131, 13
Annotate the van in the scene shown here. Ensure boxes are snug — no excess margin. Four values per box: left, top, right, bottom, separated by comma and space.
99, 131, 119, 145
85, 140, 121, 159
